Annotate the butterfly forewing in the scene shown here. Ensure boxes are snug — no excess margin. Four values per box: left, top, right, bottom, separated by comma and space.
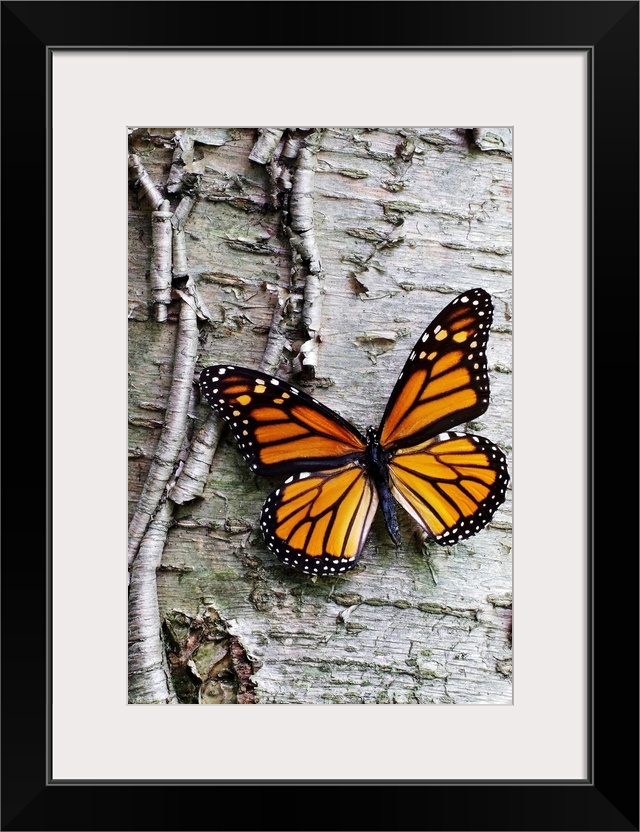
261, 465, 379, 575
379, 288, 494, 451
199, 366, 366, 477
388, 432, 509, 544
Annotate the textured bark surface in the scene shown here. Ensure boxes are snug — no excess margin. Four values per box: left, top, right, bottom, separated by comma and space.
128, 127, 512, 704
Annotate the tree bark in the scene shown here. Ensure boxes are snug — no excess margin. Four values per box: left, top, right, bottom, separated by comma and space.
128, 126, 512, 704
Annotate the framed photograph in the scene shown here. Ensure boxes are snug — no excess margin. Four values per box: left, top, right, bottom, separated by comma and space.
4, 2, 637, 830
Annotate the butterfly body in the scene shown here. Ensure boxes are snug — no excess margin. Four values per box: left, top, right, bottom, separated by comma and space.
363, 426, 401, 546
200, 288, 509, 576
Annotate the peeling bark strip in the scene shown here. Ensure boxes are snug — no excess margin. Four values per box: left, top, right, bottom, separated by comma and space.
248, 128, 285, 164
127, 299, 199, 565
246, 131, 324, 377
166, 130, 195, 194
289, 148, 321, 272
128, 153, 164, 210
288, 146, 324, 376
151, 202, 173, 322
128, 501, 177, 704
173, 274, 212, 322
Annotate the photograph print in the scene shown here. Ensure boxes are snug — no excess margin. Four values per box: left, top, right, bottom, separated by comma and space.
128, 126, 512, 705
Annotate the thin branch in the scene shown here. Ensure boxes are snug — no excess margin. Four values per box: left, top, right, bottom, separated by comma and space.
128, 501, 177, 704
129, 153, 174, 321
127, 297, 199, 565
128, 153, 164, 210
151, 201, 173, 322
288, 147, 321, 271
168, 414, 225, 506
172, 192, 212, 321
258, 288, 288, 375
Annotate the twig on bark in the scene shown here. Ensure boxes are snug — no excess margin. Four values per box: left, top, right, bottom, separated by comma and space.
248, 128, 285, 164
151, 201, 173, 322
167, 413, 225, 506
258, 286, 289, 375
129, 152, 173, 321
128, 153, 164, 210
281, 132, 306, 160
172, 192, 212, 321
128, 501, 178, 704
127, 297, 199, 565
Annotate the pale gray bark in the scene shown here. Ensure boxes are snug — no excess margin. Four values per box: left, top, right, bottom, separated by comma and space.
128, 127, 513, 705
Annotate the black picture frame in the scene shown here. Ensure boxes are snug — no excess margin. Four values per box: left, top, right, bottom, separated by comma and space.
3, 2, 638, 830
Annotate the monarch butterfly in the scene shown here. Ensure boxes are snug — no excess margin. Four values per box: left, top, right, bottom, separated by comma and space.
199, 287, 509, 576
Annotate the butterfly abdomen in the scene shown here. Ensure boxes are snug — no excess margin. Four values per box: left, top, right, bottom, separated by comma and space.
365, 427, 401, 546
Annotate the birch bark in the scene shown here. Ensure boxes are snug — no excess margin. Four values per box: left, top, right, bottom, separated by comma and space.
128, 127, 512, 704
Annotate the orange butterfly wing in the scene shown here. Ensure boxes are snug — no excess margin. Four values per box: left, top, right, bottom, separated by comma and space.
199, 288, 509, 572
199, 366, 366, 477
261, 465, 379, 574
388, 432, 509, 544
378, 288, 509, 544
379, 288, 494, 451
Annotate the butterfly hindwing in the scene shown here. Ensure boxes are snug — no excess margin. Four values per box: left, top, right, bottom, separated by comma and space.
379, 288, 494, 451
261, 465, 379, 575
388, 432, 509, 544
199, 366, 366, 477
